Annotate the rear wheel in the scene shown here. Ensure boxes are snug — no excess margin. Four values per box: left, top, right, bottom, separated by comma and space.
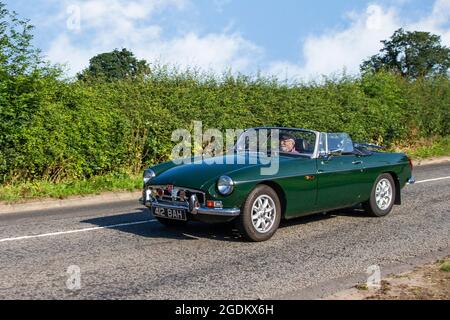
363, 173, 396, 217
237, 185, 281, 242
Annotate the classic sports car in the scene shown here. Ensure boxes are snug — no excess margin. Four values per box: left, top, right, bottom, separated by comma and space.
141, 127, 415, 242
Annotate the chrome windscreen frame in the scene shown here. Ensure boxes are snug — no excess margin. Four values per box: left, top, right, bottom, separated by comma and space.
250, 127, 322, 159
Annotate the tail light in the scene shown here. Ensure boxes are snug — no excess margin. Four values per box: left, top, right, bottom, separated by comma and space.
408, 157, 413, 173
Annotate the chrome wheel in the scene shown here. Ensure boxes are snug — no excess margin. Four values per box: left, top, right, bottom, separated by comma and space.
251, 195, 277, 233
375, 178, 393, 210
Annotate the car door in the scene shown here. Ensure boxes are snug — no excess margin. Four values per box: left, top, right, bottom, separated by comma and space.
315, 133, 366, 210
280, 157, 319, 217
316, 155, 365, 209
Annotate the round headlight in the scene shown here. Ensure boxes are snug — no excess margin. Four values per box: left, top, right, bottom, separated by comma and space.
143, 169, 156, 184
217, 175, 234, 196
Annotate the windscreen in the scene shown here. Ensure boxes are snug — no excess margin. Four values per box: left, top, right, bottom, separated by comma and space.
235, 128, 317, 157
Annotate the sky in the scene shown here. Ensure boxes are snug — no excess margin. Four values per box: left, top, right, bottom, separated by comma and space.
4, 0, 450, 80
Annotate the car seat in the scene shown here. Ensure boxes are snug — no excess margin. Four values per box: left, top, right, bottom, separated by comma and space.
295, 138, 313, 153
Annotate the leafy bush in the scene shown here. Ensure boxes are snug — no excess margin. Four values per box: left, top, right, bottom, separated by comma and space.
1, 68, 449, 184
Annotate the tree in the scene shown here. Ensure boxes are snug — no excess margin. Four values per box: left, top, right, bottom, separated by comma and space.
361, 28, 450, 79
0, 1, 42, 76
77, 48, 150, 82
0, 1, 61, 183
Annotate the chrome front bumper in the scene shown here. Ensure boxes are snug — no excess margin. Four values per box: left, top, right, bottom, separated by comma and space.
148, 200, 240, 217
141, 191, 240, 217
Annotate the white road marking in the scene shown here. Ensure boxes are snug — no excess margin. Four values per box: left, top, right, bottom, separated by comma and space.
1, 175, 450, 244
416, 176, 450, 184
0, 219, 157, 243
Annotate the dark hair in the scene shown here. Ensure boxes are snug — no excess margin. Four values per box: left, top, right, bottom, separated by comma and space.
280, 133, 296, 141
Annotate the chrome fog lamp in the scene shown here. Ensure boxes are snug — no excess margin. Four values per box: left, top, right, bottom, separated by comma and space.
143, 169, 156, 184
217, 176, 234, 196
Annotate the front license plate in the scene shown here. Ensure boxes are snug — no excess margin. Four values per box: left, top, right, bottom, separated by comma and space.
153, 206, 187, 221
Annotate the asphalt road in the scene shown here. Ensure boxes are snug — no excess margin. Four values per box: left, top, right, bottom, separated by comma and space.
0, 163, 449, 299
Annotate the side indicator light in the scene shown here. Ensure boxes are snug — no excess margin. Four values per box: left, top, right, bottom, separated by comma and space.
207, 201, 223, 208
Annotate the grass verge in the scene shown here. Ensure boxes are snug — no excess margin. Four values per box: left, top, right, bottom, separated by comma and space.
440, 262, 450, 272
0, 173, 142, 203
398, 136, 450, 159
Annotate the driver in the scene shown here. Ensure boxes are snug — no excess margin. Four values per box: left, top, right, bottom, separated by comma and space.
280, 133, 300, 154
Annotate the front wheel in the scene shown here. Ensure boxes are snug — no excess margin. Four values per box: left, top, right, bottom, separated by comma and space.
236, 185, 281, 242
363, 173, 396, 217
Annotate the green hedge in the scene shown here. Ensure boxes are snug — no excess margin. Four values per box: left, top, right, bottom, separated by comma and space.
0, 70, 449, 183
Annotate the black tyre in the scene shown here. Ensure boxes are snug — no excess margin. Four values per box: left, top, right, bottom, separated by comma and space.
363, 173, 396, 217
155, 217, 188, 228
237, 185, 281, 242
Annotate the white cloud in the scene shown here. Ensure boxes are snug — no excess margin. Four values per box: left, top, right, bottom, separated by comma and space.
71, 0, 186, 26
267, 0, 450, 81
409, 0, 450, 44
213, 0, 232, 13
47, 34, 92, 74
140, 32, 262, 73
45, 0, 450, 79
45, 0, 262, 76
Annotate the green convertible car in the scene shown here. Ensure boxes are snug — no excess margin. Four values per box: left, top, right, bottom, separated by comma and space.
142, 127, 415, 242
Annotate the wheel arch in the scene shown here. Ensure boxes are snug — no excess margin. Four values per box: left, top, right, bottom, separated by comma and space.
256, 181, 287, 218
382, 171, 401, 205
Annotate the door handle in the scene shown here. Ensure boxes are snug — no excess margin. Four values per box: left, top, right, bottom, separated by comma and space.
352, 160, 362, 165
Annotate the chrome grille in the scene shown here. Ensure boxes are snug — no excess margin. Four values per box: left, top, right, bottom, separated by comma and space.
146, 185, 206, 205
